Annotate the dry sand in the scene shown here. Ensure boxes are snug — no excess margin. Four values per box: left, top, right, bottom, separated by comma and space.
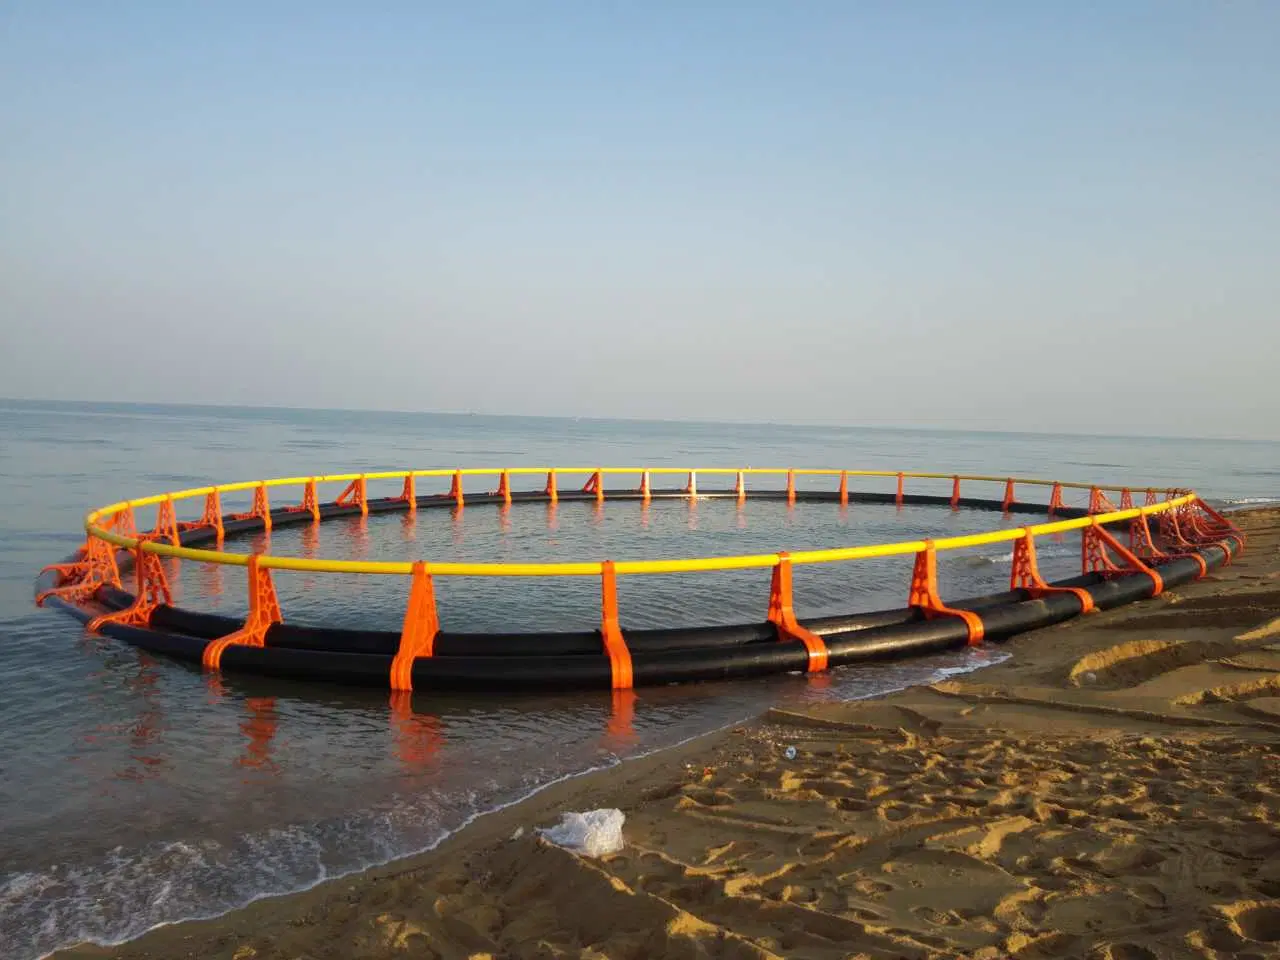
59, 509, 1280, 960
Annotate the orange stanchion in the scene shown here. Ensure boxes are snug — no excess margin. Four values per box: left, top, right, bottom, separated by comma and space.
1082, 520, 1162, 595
1001, 479, 1015, 513
1088, 487, 1118, 515
1047, 482, 1065, 518
1156, 508, 1196, 552
839, 470, 848, 507
36, 533, 122, 606
178, 491, 225, 543
1010, 531, 1095, 613
1144, 488, 1158, 507
335, 477, 367, 517
767, 553, 828, 671
544, 470, 558, 504
685, 470, 698, 498
1120, 488, 1134, 510
494, 470, 512, 504
639, 470, 651, 503
284, 479, 321, 523
449, 470, 465, 508
396, 474, 417, 512
950, 475, 961, 511
231, 484, 272, 532
201, 555, 282, 670
896, 472, 905, 507
735, 471, 746, 503
1132, 513, 1208, 578
583, 470, 605, 501
1191, 498, 1246, 553
908, 542, 984, 646
786, 469, 796, 505
600, 561, 633, 689
113, 505, 138, 541
390, 561, 439, 692
87, 547, 173, 632
144, 496, 180, 546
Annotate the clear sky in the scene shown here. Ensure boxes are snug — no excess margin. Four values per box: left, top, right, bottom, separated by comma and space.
2, 3, 1277, 438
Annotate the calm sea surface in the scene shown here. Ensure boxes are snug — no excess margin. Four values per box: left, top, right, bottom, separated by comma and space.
2, 400, 1276, 958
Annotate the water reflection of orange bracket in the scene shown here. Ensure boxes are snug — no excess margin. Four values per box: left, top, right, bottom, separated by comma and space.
389, 691, 443, 769
604, 688, 637, 747
237, 697, 278, 770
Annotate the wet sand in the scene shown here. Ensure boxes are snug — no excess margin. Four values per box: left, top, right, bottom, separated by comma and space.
59, 509, 1280, 960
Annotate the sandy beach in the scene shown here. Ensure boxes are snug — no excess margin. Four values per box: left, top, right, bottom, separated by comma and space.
58, 508, 1280, 960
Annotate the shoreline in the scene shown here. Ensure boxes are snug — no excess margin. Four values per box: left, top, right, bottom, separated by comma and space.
55, 507, 1280, 960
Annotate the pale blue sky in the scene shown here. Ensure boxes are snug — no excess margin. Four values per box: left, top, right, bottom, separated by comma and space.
2, 3, 1277, 438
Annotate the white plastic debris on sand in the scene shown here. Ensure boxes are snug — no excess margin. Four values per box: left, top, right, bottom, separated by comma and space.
538, 808, 626, 857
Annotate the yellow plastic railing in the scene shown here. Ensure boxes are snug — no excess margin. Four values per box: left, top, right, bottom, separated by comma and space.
81, 468, 1196, 577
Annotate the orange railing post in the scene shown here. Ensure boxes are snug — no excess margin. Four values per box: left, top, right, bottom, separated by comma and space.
950, 475, 961, 511
1120, 488, 1134, 510
1001, 478, 1015, 513
1088, 487, 1117, 515
767, 552, 828, 672
896, 472, 905, 507
908, 542, 984, 645
36, 531, 122, 607
600, 561, 633, 689
583, 470, 605, 501
1047, 482, 1064, 518
231, 483, 272, 531
545, 470, 558, 504
202, 555, 282, 670
786, 469, 796, 505
398, 474, 417, 512
390, 561, 439, 691
87, 546, 173, 632
838, 470, 848, 507
335, 476, 368, 517
685, 470, 698, 499
639, 470, 651, 503
495, 470, 512, 504
179, 491, 224, 542
1082, 520, 1163, 596
449, 470, 465, 508
285, 479, 321, 523
735, 470, 746, 503
1010, 530, 1094, 613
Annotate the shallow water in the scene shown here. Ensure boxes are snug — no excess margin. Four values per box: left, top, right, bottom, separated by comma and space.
1, 400, 1276, 959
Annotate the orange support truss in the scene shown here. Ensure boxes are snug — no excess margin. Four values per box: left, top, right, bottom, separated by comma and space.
1144, 488, 1159, 507
231, 484, 272, 531
36, 532, 122, 607
1120, 488, 1134, 510
1131, 513, 1208, 579
896, 472, 905, 507
786, 469, 796, 505
736, 470, 747, 503
685, 470, 698, 498
639, 470, 651, 503
396, 474, 417, 512
600, 561, 634, 689
908, 542, 984, 646
1010, 530, 1095, 613
335, 477, 367, 516
582, 470, 605, 501
178, 491, 224, 543
544, 470, 558, 503
950, 475, 961, 511
143, 496, 180, 546
838, 470, 848, 507
1001, 478, 1016, 513
202, 555, 282, 670
114, 505, 138, 541
390, 561, 439, 691
1082, 520, 1162, 596
1190, 498, 1245, 553
1088, 487, 1118, 515
284, 479, 321, 523
767, 553, 828, 672
1047, 483, 1065, 518
494, 470, 512, 504
449, 470, 465, 508
87, 547, 173, 632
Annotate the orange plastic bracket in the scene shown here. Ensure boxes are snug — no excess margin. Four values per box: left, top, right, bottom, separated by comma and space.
87, 547, 172, 632
1120, 488, 1134, 510
36, 534, 122, 606
495, 470, 512, 504
1192, 498, 1245, 554
736, 470, 747, 503
786, 469, 796, 505
545, 470, 558, 503
202, 555, 282, 670
1144, 488, 1159, 507
1047, 483, 1065, 517
600, 561, 633, 689
639, 470, 651, 503
1088, 487, 1118, 515
767, 552, 828, 671
390, 561, 439, 691
838, 470, 849, 507
1133, 513, 1207, 579
1001, 478, 1016, 513
179, 491, 224, 543
685, 470, 698, 498
449, 471, 465, 508
908, 542, 985, 646
284, 479, 321, 523
583, 470, 605, 501
950, 475, 961, 511
896, 472, 905, 507
397, 474, 417, 512
231, 483, 272, 531
114, 505, 138, 541
144, 496, 181, 546
1082, 520, 1163, 596
1010, 530, 1095, 613
335, 477, 367, 517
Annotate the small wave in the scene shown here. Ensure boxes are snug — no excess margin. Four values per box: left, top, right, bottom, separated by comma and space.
1224, 497, 1280, 505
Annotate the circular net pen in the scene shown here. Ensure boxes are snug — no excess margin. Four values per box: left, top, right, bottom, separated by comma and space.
34, 468, 1245, 692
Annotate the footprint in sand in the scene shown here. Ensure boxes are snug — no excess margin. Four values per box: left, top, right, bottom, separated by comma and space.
851, 877, 893, 897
